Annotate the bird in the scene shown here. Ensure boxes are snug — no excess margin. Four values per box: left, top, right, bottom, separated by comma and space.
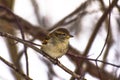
41, 28, 73, 59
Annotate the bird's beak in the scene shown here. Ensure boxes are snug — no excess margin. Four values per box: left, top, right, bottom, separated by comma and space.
66, 34, 73, 39
70, 34, 73, 37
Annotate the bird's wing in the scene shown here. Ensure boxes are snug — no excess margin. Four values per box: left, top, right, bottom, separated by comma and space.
42, 35, 50, 44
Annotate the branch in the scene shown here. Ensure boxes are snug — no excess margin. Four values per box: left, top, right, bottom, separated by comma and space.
48, 0, 89, 31
67, 46, 120, 80
0, 31, 80, 79
0, 56, 32, 80
0, 4, 29, 76
83, 0, 118, 56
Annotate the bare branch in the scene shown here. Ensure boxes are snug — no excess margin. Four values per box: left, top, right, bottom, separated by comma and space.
0, 31, 81, 79
0, 56, 32, 80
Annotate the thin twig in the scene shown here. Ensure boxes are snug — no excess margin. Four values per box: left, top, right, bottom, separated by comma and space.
0, 32, 80, 79
31, 0, 43, 27
48, 0, 89, 31
83, 0, 119, 57
0, 56, 32, 80
95, 0, 111, 79
67, 53, 120, 68
0, 5, 29, 76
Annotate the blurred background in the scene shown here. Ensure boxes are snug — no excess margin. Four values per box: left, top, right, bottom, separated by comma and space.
0, 0, 120, 80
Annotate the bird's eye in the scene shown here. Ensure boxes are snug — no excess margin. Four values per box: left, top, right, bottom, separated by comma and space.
62, 33, 66, 36
55, 31, 67, 38
55, 32, 60, 36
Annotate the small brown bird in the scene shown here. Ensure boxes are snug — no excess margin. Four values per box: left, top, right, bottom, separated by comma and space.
41, 28, 73, 59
